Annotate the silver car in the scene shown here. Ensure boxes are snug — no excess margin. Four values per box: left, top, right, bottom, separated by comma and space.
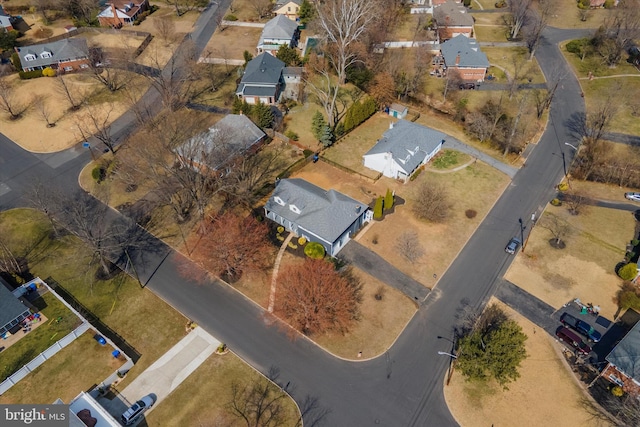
625, 192, 640, 202
121, 395, 154, 425
505, 237, 521, 255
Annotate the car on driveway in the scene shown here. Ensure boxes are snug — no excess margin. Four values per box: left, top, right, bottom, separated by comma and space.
556, 327, 592, 355
560, 312, 602, 342
458, 82, 476, 90
121, 394, 155, 425
625, 192, 640, 202
505, 237, 521, 254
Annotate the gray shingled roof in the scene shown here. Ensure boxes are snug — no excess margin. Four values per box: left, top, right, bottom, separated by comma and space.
265, 178, 367, 243
15, 38, 89, 70
0, 282, 29, 329
241, 53, 285, 85
434, 0, 474, 27
259, 15, 298, 47
440, 35, 489, 68
176, 114, 265, 170
275, 0, 302, 7
364, 120, 447, 175
606, 320, 640, 381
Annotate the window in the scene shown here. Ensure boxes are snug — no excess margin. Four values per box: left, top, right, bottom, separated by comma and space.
64, 66, 73, 71
288, 6, 291, 11
289, 204, 300, 214
80, 63, 89, 69
41, 51, 52, 58
609, 374, 624, 387
274, 196, 285, 206
24, 54, 36, 61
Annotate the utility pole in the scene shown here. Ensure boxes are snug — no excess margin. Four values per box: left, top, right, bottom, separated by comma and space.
519, 218, 526, 253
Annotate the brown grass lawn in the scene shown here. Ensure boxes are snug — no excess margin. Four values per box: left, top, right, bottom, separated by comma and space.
473, 25, 508, 43
561, 42, 640, 79
581, 77, 640, 136
203, 26, 262, 60
283, 102, 325, 149
546, 0, 614, 29
226, 0, 273, 22
145, 352, 300, 426
472, 0, 498, 9
0, 333, 126, 404
293, 158, 510, 285
472, 12, 507, 26
76, 30, 147, 51
445, 298, 612, 427
190, 65, 242, 108
505, 183, 636, 319
481, 47, 545, 83
391, 13, 433, 41
323, 113, 395, 178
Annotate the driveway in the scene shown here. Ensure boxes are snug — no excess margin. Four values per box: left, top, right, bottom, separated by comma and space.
444, 137, 518, 178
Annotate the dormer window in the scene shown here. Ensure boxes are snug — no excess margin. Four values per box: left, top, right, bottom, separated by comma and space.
289, 204, 300, 214
40, 51, 52, 58
274, 196, 285, 206
24, 54, 36, 61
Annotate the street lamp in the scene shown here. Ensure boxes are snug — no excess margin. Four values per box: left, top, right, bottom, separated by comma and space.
563, 142, 579, 188
437, 351, 458, 359
518, 218, 526, 253
564, 142, 579, 151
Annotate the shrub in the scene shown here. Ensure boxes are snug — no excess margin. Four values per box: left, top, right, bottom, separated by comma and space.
632, 239, 640, 246
465, 209, 477, 219
619, 263, 639, 281
225, 14, 238, 21
557, 182, 569, 192
285, 129, 299, 141
42, 67, 56, 77
18, 70, 43, 79
611, 385, 624, 397
343, 97, 377, 133
304, 242, 325, 259
373, 196, 383, 220
91, 166, 106, 183
495, 0, 506, 7
603, 0, 614, 7
384, 189, 394, 211
276, 234, 284, 241
298, 236, 307, 245
372, 234, 378, 244
11, 53, 22, 71
410, 168, 422, 181
277, 226, 284, 233
288, 241, 298, 249
550, 198, 562, 206
303, 149, 314, 158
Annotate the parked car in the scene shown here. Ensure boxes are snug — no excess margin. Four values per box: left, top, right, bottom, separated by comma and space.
560, 312, 602, 342
556, 327, 592, 355
625, 192, 640, 202
121, 394, 155, 426
505, 237, 521, 254
459, 82, 476, 90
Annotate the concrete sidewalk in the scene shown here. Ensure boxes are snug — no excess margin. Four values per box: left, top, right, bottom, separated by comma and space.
98, 327, 220, 420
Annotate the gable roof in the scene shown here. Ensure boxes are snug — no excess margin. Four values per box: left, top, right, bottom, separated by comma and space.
176, 114, 266, 170
241, 53, 285, 85
275, 0, 302, 7
440, 35, 489, 68
0, 4, 10, 17
265, 178, 368, 243
606, 320, 640, 382
15, 38, 89, 70
364, 120, 446, 174
259, 15, 299, 45
434, 0, 474, 27
0, 281, 29, 329
98, 0, 146, 19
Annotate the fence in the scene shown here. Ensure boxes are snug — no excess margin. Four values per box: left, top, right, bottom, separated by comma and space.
32, 27, 153, 57
319, 157, 381, 184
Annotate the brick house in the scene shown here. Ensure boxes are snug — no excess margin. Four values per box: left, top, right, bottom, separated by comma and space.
0, 5, 16, 32
97, 0, 149, 28
433, 0, 474, 42
601, 320, 640, 395
236, 53, 285, 105
15, 38, 90, 72
437, 34, 489, 82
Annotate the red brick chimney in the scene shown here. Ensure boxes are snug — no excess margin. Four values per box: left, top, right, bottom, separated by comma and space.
455, 53, 460, 66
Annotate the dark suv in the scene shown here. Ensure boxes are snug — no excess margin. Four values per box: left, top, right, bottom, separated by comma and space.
560, 312, 602, 342
459, 82, 476, 90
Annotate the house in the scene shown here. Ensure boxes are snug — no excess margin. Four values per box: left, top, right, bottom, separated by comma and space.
264, 178, 371, 257
363, 120, 446, 182
15, 38, 90, 72
437, 34, 489, 82
55, 392, 121, 427
388, 103, 408, 119
282, 66, 304, 100
433, 0, 474, 42
97, 0, 149, 28
0, 5, 16, 32
0, 280, 31, 336
175, 114, 266, 173
274, 0, 303, 21
602, 319, 640, 395
257, 14, 300, 55
236, 53, 285, 105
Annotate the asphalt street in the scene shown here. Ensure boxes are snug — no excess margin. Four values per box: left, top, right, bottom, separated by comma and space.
0, 22, 618, 427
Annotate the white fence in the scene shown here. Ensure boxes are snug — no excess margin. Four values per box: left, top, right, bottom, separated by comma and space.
0, 323, 90, 395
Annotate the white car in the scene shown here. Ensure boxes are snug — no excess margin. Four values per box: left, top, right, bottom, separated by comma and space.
625, 192, 640, 202
121, 394, 155, 425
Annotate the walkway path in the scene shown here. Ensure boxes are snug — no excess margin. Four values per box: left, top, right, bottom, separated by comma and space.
339, 241, 430, 304
445, 137, 519, 178
221, 20, 265, 27
268, 233, 293, 313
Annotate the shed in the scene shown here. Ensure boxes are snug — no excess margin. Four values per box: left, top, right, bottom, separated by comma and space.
389, 103, 408, 119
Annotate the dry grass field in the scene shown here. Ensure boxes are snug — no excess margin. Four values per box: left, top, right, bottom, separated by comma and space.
202, 26, 262, 61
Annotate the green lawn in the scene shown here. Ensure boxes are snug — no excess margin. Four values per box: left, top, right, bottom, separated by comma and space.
284, 103, 325, 150
0, 209, 186, 392
561, 42, 640, 78
391, 13, 432, 41
0, 292, 82, 383
431, 150, 472, 169
482, 47, 545, 84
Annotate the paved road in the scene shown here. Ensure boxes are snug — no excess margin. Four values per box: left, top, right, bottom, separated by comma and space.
0, 26, 593, 427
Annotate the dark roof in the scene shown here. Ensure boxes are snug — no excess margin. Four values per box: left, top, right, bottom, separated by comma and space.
440, 35, 489, 68
606, 320, 640, 381
265, 178, 368, 243
0, 281, 30, 329
434, 0, 474, 27
241, 85, 279, 97
241, 53, 285, 85
364, 120, 446, 174
283, 67, 303, 76
15, 38, 89, 70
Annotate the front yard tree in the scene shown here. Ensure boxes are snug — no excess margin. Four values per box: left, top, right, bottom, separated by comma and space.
33, 95, 57, 127
384, 188, 394, 211
539, 213, 570, 248
88, 49, 126, 92
574, 100, 617, 180
505, 0, 532, 40
75, 105, 117, 154
523, 0, 555, 59
412, 182, 450, 223
395, 231, 425, 263
56, 75, 85, 111
0, 74, 27, 120
227, 377, 288, 427
456, 304, 528, 388
251, 0, 273, 20
276, 259, 362, 336
311, 110, 327, 141
192, 212, 272, 282
154, 15, 177, 45
276, 44, 302, 67
592, 0, 640, 67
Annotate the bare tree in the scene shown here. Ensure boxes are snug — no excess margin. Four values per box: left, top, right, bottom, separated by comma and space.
251, 0, 273, 20
593, 0, 640, 67
154, 15, 176, 45
505, 0, 532, 40
88, 48, 126, 92
56, 75, 85, 111
0, 238, 22, 277
227, 377, 288, 427
305, 54, 350, 130
33, 95, 57, 127
539, 213, 571, 247
75, 104, 117, 154
57, 0, 96, 26
524, 0, 555, 59
316, 0, 378, 84
480, 95, 506, 141
577, 7, 591, 23
443, 69, 462, 102
412, 182, 450, 223
0, 74, 27, 119
26, 180, 63, 237
565, 189, 588, 216
395, 231, 425, 262
466, 112, 493, 142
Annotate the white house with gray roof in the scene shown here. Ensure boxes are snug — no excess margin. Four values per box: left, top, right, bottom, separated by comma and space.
0, 279, 31, 336
264, 178, 371, 256
363, 120, 446, 182
236, 53, 285, 105
257, 14, 300, 55
0, 5, 16, 31
15, 38, 90, 72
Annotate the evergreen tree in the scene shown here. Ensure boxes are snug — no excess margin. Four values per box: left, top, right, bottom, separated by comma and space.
384, 189, 394, 211
311, 111, 327, 141
243, 50, 253, 66
373, 196, 383, 220
319, 125, 334, 147
232, 97, 244, 114
276, 45, 302, 66
240, 100, 252, 116
298, 0, 315, 26
252, 101, 274, 129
